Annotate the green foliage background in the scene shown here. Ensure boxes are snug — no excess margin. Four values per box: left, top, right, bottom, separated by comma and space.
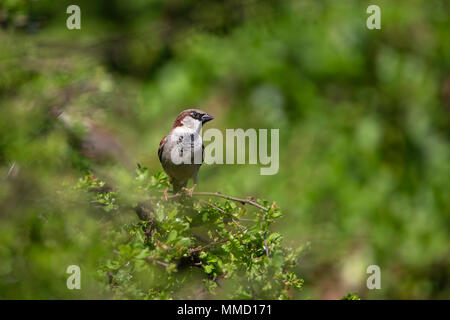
0, 0, 449, 299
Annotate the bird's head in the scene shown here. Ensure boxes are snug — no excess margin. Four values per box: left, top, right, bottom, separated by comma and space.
172, 109, 214, 133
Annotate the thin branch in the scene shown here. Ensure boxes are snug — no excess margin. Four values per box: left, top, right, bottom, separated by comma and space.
198, 199, 226, 214
189, 238, 230, 253
231, 218, 246, 231
146, 257, 170, 268
198, 199, 246, 231
6, 161, 16, 179
162, 191, 268, 211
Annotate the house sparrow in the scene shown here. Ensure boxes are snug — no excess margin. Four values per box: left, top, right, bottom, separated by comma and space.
158, 109, 214, 196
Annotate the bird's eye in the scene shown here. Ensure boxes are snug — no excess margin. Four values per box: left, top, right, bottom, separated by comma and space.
192, 112, 198, 118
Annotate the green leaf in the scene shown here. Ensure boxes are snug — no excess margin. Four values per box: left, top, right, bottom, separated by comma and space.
176, 237, 192, 247
167, 230, 178, 243
203, 265, 214, 274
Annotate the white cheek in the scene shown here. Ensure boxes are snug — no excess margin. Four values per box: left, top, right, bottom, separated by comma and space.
181, 117, 202, 132
192, 119, 202, 132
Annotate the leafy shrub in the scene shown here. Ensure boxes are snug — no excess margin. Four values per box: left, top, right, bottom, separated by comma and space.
76, 166, 304, 299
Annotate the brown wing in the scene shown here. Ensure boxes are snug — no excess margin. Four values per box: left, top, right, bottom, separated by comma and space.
158, 135, 167, 163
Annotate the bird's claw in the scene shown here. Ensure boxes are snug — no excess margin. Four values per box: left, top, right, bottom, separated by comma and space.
182, 184, 197, 197
162, 187, 169, 201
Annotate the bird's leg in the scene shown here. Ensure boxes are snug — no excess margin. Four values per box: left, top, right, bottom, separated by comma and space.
162, 186, 169, 201
182, 173, 198, 197
182, 184, 197, 197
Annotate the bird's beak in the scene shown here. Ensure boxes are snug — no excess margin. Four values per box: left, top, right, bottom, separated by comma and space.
201, 113, 214, 123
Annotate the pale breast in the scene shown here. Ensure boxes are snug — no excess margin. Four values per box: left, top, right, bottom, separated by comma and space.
161, 129, 203, 180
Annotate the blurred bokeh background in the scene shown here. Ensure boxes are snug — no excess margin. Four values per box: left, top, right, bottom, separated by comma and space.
0, 0, 449, 299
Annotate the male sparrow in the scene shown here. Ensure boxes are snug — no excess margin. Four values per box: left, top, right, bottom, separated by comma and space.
158, 109, 214, 196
